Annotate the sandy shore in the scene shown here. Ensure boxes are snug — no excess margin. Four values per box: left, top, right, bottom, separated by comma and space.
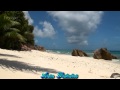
0, 48, 120, 79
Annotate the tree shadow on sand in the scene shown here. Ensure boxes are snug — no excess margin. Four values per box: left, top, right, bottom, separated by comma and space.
0, 54, 21, 58
0, 59, 59, 74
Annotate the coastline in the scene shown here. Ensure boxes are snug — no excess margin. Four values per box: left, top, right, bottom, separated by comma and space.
46, 49, 120, 61
0, 48, 120, 79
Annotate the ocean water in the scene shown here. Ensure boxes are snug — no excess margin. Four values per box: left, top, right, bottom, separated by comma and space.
46, 49, 120, 62
46, 49, 72, 55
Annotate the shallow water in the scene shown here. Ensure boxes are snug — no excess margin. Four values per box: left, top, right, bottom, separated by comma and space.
46, 49, 120, 63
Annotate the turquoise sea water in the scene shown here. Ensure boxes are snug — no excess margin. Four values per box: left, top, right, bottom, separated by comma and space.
46, 49, 120, 62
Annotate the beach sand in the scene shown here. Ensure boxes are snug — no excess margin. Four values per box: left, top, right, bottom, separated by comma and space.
0, 48, 120, 79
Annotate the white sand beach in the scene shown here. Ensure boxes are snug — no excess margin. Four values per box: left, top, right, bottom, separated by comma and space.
0, 48, 120, 79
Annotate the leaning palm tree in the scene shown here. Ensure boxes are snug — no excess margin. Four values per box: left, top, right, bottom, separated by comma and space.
0, 12, 26, 50
4, 28, 26, 50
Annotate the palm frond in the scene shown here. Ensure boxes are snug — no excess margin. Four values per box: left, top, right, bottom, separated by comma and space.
6, 28, 20, 32
17, 34, 27, 43
10, 20, 20, 26
0, 14, 20, 30
5, 31, 26, 43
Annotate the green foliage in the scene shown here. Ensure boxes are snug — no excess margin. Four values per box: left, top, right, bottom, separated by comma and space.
0, 11, 34, 50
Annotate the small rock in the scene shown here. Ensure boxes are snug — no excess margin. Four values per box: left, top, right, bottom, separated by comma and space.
110, 73, 120, 78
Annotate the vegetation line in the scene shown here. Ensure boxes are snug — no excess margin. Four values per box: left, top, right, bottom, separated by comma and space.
0, 11, 34, 50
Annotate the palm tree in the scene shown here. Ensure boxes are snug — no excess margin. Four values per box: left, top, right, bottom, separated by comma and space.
0, 11, 35, 50
11, 11, 35, 46
0, 12, 26, 50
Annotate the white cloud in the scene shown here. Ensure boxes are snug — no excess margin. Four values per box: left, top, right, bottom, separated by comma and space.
23, 11, 34, 25
33, 21, 56, 38
48, 11, 103, 45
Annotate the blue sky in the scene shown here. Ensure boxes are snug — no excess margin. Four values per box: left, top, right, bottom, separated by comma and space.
23, 11, 120, 50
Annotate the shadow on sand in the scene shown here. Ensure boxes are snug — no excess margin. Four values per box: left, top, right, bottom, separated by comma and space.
0, 54, 21, 58
0, 59, 59, 74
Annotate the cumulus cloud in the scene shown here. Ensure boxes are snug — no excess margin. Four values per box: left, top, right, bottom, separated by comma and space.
23, 11, 34, 25
33, 21, 56, 38
48, 11, 103, 45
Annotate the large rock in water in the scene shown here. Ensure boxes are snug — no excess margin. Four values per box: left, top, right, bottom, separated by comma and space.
93, 48, 117, 60
72, 49, 88, 57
